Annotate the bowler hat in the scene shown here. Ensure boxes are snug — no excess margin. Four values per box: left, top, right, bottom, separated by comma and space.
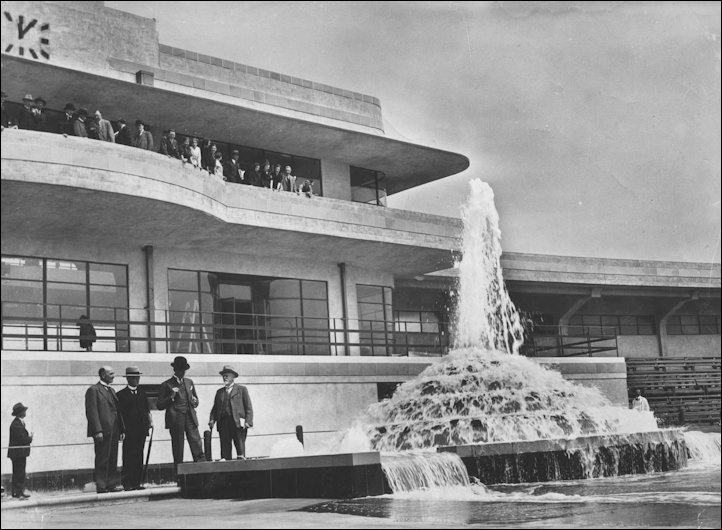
171, 356, 190, 370
12, 403, 28, 416
135, 119, 145, 126
231, 149, 239, 155
64, 103, 75, 112
219, 365, 239, 378
34, 97, 47, 107
22, 93, 33, 101
122, 366, 143, 376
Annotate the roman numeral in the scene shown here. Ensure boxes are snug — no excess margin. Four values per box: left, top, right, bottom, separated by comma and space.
17, 16, 38, 40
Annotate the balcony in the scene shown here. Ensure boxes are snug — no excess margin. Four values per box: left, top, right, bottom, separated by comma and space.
1, 129, 462, 276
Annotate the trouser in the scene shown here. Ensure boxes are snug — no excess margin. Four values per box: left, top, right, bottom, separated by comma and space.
169, 413, 204, 464
218, 415, 247, 459
93, 423, 120, 491
11, 457, 26, 495
121, 431, 146, 489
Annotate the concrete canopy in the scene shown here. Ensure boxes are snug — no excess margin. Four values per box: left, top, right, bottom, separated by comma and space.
1, 55, 469, 194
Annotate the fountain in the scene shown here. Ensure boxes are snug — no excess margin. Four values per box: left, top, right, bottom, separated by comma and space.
179, 179, 705, 500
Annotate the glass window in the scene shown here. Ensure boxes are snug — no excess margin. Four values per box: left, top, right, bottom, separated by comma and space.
680, 315, 701, 335
89, 285, 128, 308
421, 312, 440, 334
269, 279, 300, 299
1, 256, 43, 280
2, 279, 44, 303
357, 285, 383, 305
168, 269, 199, 291
89, 263, 127, 286
395, 311, 421, 333
351, 166, 386, 206
667, 316, 682, 335
700, 315, 719, 334
46, 260, 86, 283
301, 280, 327, 300
46, 281, 87, 309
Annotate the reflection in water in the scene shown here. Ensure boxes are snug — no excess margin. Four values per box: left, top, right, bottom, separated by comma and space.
302, 467, 721, 528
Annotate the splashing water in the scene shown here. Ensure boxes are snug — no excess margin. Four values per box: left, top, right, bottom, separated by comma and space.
381, 452, 471, 493
684, 431, 721, 468
454, 179, 524, 353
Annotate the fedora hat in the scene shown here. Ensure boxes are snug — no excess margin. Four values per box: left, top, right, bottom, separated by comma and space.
122, 366, 143, 376
171, 356, 190, 370
34, 97, 47, 106
22, 93, 33, 101
219, 365, 238, 378
64, 102, 75, 112
12, 402, 28, 416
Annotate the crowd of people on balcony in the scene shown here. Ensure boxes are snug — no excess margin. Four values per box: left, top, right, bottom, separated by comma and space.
1, 91, 315, 197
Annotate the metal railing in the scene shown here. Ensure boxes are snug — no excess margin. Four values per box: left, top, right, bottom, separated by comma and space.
0, 301, 449, 356
521, 325, 619, 357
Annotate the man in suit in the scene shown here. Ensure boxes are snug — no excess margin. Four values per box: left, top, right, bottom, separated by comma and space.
133, 120, 154, 151
33, 97, 49, 132
117, 366, 152, 491
73, 108, 89, 138
85, 366, 126, 493
94, 110, 115, 143
209, 365, 254, 460
223, 149, 244, 184
16, 93, 37, 130
7, 403, 33, 499
58, 103, 76, 136
114, 119, 132, 146
159, 129, 181, 159
157, 356, 204, 465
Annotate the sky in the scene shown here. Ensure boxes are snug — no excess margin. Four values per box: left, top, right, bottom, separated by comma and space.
107, 1, 721, 263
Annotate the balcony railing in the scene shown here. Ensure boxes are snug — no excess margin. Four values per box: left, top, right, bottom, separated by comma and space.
0, 302, 448, 357
521, 325, 619, 357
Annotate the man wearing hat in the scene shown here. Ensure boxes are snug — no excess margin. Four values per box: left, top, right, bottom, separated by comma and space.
117, 366, 152, 491
85, 366, 125, 493
133, 119, 154, 151
73, 108, 89, 138
157, 356, 204, 465
1, 91, 11, 129
114, 118, 132, 146
33, 97, 48, 132
16, 93, 37, 130
58, 103, 76, 136
7, 403, 33, 499
223, 149, 244, 183
209, 366, 254, 460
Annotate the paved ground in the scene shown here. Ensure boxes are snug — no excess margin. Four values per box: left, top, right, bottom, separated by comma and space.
1, 497, 452, 529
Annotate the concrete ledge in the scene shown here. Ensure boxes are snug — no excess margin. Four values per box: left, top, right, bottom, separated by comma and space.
178, 452, 380, 475
0, 485, 179, 511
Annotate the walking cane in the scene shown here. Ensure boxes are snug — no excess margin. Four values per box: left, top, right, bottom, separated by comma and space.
143, 425, 154, 485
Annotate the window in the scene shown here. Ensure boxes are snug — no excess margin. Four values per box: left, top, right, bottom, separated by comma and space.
168, 270, 330, 355
351, 166, 387, 206
667, 314, 721, 335
568, 314, 657, 336
356, 285, 393, 356
1, 255, 129, 351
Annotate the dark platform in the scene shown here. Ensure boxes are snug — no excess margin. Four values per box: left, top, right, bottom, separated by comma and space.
438, 429, 688, 485
177, 452, 387, 499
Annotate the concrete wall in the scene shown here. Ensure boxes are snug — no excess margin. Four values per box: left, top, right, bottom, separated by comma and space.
664, 335, 721, 358
0, 352, 629, 476
616, 336, 660, 358
320, 159, 352, 201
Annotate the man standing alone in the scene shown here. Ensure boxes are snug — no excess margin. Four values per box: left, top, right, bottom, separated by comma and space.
117, 366, 152, 491
209, 366, 253, 460
157, 356, 204, 465
85, 366, 125, 493
631, 388, 650, 412
7, 403, 33, 499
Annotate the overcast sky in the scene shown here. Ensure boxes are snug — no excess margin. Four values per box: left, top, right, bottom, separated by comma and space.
108, 1, 721, 263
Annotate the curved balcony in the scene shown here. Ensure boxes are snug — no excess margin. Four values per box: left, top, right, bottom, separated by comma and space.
1, 129, 462, 275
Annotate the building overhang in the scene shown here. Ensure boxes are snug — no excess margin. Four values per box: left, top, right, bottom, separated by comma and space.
1, 130, 462, 276
1, 54, 469, 194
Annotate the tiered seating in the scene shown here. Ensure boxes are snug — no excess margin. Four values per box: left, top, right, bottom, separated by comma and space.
626, 356, 721, 426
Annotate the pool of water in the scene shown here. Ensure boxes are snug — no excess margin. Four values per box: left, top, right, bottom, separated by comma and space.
302, 467, 721, 528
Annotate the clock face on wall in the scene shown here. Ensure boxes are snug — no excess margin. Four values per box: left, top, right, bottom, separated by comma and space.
3, 12, 50, 60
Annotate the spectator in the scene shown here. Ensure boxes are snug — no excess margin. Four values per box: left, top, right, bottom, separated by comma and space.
114, 119, 132, 146
270, 163, 283, 191
188, 137, 202, 169
1, 91, 11, 129
279, 165, 298, 193
73, 108, 89, 138
133, 120, 154, 151
631, 389, 650, 412
78, 314, 97, 351
159, 129, 180, 159
247, 162, 264, 187
7, 403, 33, 500
214, 152, 224, 177
32, 97, 48, 132
261, 160, 273, 188
95, 110, 115, 143
223, 150, 244, 183
85, 111, 100, 140
58, 103, 76, 136
300, 179, 314, 198
201, 139, 215, 171
179, 136, 191, 163
17, 94, 36, 130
